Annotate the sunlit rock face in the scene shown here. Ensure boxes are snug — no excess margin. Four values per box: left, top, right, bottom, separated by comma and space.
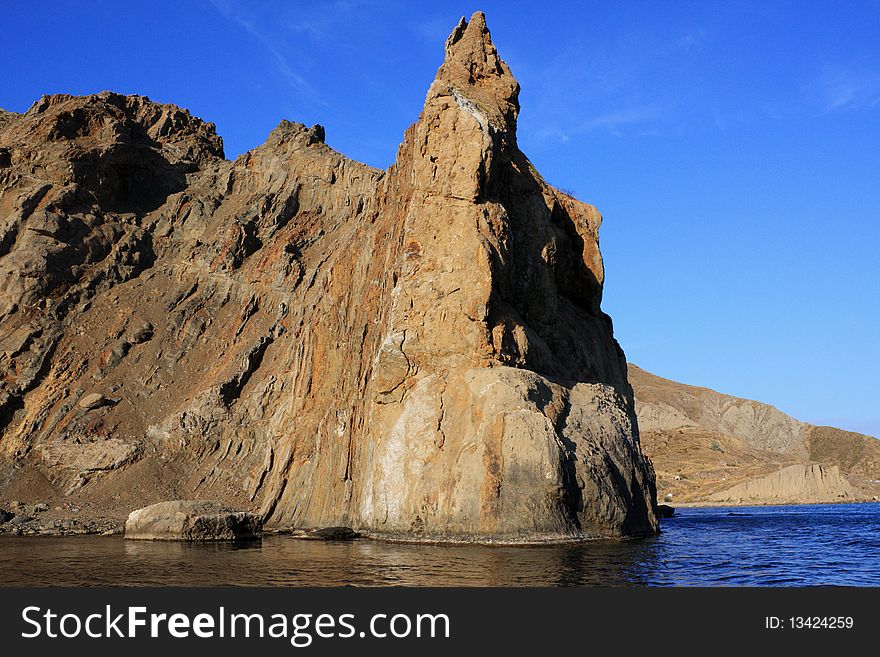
0, 12, 657, 542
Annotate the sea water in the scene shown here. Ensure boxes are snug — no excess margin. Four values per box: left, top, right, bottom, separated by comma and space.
1, 503, 877, 586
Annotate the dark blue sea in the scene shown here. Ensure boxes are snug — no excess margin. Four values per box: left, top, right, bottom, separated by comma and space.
1, 503, 878, 586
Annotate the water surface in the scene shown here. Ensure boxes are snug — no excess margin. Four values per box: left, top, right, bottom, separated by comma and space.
2, 503, 878, 586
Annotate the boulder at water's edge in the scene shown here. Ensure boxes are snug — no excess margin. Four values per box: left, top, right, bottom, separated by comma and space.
124, 500, 261, 541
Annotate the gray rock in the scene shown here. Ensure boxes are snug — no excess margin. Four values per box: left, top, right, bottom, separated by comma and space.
128, 322, 154, 344
107, 340, 131, 367
656, 504, 675, 518
124, 500, 262, 541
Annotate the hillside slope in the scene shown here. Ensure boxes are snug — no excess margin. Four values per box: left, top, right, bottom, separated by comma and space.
630, 364, 880, 504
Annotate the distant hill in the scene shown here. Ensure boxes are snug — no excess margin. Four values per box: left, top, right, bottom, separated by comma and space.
629, 364, 880, 505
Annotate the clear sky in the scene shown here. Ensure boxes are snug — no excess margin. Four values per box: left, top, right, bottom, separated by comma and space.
3, 1, 878, 435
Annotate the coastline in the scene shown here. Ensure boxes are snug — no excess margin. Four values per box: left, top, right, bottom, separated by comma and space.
666, 498, 879, 509
2, 502, 878, 587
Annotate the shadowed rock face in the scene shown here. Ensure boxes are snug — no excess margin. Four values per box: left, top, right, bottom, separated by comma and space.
0, 12, 657, 542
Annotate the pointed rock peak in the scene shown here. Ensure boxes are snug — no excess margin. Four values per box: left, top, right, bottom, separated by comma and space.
445, 16, 468, 51
434, 11, 520, 130
444, 11, 488, 54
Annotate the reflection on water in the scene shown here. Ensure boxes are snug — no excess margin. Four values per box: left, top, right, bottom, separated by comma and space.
3, 535, 660, 586
2, 503, 879, 586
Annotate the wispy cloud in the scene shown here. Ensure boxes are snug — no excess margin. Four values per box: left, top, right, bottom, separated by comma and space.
536, 107, 662, 142
814, 64, 880, 114
207, 0, 326, 105
287, 20, 321, 37
515, 29, 682, 147
410, 15, 455, 46
580, 107, 662, 131
676, 29, 708, 52
285, 0, 367, 39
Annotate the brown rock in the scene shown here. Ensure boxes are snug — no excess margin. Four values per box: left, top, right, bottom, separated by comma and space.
0, 13, 657, 542
78, 393, 107, 410
39, 437, 140, 472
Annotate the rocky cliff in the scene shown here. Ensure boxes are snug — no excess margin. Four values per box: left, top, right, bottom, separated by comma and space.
630, 364, 880, 504
705, 464, 857, 504
0, 13, 657, 541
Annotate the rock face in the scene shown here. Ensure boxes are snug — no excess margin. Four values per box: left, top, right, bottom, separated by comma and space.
706, 464, 857, 505
125, 500, 261, 541
0, 12, 657, 542
630, 364, 880, 504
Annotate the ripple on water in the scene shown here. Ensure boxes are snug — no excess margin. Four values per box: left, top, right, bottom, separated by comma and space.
0, 503, 878, 586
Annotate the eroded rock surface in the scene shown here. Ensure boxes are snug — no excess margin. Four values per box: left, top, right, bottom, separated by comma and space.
706, 464, 857, 504
0, 12, 657, 542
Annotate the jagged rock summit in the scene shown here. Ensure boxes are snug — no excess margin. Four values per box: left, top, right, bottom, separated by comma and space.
0, 12, 658, 542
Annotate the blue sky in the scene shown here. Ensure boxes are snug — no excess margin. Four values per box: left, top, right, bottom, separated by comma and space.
3, 1, 879, 435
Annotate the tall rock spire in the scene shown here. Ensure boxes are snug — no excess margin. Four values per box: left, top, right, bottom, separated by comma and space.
431, 11, 520, 131
350, 13, 658, 540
